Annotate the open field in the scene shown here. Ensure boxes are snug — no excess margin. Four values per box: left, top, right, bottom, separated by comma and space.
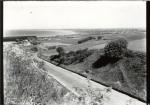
128, 38, 146, 52
37, 29, 146, 58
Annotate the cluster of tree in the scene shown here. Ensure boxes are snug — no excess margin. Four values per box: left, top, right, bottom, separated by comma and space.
77, 36, 103, 44
3, 36, 37, 42
50, 47, 93, 65
27, 37, 40, 45
93, 38, 146, 68
93, 38, 129, 68
78, 37, 95, 44
104, 38, 128, 59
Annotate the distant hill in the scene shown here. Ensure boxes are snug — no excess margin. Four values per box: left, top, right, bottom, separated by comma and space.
4, 28, 146, 37
4, 29, 77, 37
3, 36, 37, 42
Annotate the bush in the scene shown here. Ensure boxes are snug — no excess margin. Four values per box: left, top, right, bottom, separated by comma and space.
30, 47, 38, 52
104, 38, 128, 59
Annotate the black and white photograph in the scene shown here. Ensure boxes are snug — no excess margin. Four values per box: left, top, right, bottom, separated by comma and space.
3, 1, 146, 105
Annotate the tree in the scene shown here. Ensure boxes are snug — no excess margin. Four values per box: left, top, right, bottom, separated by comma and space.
28, 37, 40, 45
56, 47, 65, 56
104, 38, 128, 59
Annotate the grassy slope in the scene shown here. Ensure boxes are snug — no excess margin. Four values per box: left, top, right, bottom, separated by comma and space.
4, 47, 69, 105
60, 49, 146, 101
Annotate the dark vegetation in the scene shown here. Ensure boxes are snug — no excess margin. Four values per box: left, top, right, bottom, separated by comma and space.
92, 38, 128, 68
104, 38, 128, 59
92, 55, 119, 68
78, 36, 95, 44
27, 37, 41, 45
97, 36, 103, 40
30, 46, 38, 52
77, 36, 103, 44
48, 38, 146, 101
56, 47, 65, 56
3, 36, 37, 42
50, 47, 94, 65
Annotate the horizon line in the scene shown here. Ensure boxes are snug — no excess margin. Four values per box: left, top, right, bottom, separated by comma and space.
5, 27, 146, 31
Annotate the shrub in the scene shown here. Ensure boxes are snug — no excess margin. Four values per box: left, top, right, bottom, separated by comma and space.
31, 41, 40, 45
104, 38, 128, 59
30, 47, 38, 52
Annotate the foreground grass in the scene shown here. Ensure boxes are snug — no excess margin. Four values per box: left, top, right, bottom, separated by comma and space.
4, 45, 70, 105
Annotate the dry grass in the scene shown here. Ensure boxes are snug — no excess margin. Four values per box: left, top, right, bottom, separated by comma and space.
4, 44, 69, 105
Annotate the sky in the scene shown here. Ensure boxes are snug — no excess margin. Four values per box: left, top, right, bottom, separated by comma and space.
4, 1, 146, 30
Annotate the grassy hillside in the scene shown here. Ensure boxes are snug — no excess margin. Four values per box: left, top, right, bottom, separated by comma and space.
83, 49, 146, 101
4, 46, 70, 105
